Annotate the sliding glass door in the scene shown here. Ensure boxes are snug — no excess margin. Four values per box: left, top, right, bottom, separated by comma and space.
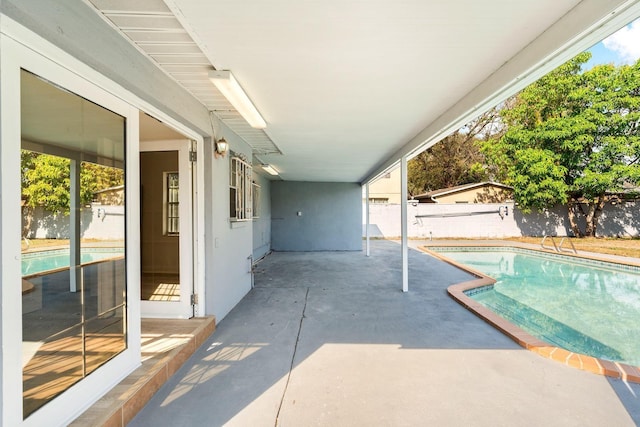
1, 33, 140, 426
20, 70, 128, 418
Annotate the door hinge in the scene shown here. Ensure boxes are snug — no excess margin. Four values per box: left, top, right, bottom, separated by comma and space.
189, 150, 197, 162
191, 294, 198, 305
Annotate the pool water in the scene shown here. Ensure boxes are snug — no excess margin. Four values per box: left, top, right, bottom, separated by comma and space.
434, 248, 640, 366
22, 249, 124, 276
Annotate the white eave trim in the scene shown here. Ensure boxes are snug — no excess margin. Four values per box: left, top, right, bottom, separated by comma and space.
362, 0, 640, 184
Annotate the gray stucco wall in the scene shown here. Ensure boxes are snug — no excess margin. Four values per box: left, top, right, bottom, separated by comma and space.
272, 182, 362, 251
0, 0, 257, 321
207, 123, 255, 321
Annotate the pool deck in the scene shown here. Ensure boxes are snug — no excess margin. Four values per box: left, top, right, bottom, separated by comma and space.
129, 240, 640, 426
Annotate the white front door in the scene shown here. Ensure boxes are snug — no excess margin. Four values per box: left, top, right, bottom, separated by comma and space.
140, 140, 194, 318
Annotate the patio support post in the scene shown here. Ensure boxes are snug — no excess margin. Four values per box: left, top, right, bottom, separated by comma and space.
365, 182, 370, 256
401, 156, 408, 292
70, 157, 81, 293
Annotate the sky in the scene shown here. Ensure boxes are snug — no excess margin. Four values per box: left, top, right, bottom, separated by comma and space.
585, 18, 640, 68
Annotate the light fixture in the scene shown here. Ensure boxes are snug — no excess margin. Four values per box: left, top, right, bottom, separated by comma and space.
261, 164, 279, 176
208, 70, 267, 129
215, 137, 229, 156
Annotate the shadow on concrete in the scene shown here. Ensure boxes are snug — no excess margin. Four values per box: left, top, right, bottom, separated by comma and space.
130, 240, 640, 427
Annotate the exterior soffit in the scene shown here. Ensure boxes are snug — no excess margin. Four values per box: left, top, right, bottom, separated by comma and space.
86, 0, 282, 156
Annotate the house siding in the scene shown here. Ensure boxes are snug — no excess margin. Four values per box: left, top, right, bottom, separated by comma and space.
367, 168, 402, 204
207, 124, 255, 321
1, 0, 258, 322
0, 2, 257, 424
434, 186, 512, 204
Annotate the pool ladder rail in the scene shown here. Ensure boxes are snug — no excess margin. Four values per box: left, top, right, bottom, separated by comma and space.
541, 235, 577, 254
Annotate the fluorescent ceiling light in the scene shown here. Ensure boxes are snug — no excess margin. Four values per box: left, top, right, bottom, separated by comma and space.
208, 70, 267, 129
261, 164, 279, 176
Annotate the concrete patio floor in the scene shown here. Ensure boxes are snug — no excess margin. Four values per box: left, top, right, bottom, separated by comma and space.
130, 240, 640, 426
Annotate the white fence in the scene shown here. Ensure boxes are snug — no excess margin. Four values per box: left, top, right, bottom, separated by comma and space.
23, 204, 125, 240
364, 202, 640, 238
23, 200, 640, 241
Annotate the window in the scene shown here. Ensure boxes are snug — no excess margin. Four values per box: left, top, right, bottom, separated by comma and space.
369, 197, 389, 204
164, 172, 179, 235
230, 156, 253, 220
252, 182, 261, 218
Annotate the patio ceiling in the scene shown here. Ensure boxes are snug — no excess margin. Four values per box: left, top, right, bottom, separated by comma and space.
88, 0, 640, 183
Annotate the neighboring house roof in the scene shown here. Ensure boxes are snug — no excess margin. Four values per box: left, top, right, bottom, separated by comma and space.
94, 185, 125, 206
94, 185, 124, 194
616, 182, 640, 195
605, 183, 640, 201
414, 181, 513, 203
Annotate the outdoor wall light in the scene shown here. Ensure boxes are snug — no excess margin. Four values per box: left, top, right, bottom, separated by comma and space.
215, 137, 229, 156
208, 70, 267, 129
261, 164, 279, 176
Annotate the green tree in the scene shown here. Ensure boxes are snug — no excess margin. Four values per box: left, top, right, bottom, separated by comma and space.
22, 153, 72, 213
485, 52, 640, 237
21, 150, 124, 214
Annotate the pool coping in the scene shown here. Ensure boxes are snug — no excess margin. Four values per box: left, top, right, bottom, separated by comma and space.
419, 243, 640, 384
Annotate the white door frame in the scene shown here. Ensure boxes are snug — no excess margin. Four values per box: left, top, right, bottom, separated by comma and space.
139, 139, 195, 319
1, 15, 207, 425
0, 30, 141, 427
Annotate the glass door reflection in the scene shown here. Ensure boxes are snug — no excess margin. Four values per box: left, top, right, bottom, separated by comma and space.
20, 70, 127, 418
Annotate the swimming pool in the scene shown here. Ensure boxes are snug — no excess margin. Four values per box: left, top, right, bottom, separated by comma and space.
432, 247, 640, 367
22, 248, 124, 276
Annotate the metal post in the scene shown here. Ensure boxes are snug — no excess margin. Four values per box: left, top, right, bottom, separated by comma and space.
70, 158, 81, 292
365, 182, 370, 257
401, 157, 408, 292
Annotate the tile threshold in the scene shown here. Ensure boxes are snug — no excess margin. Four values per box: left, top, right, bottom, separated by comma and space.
70, 316, 215, 427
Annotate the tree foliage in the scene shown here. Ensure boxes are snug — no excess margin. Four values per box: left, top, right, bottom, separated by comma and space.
21, 150, 124, 215
484, 52, 640, 236
408, 108, 502, 196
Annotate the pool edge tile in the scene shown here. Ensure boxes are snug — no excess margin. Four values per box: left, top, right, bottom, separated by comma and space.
617, 363, 640, 382
439, 244, 640, 385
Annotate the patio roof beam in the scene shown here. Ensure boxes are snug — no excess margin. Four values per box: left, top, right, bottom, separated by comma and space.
365, 183, 370, 257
